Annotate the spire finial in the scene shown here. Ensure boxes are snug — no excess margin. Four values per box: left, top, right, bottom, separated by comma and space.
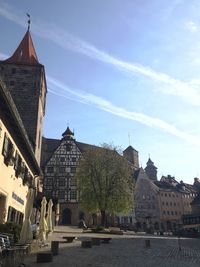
148, 153, 150, 158
128, 133, 131, 146
26, 13, 31, 31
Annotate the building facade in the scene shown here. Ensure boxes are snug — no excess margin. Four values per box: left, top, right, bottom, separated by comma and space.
134, 160, 199, 232
0, 29, 47, 164
0, 80, 41, 224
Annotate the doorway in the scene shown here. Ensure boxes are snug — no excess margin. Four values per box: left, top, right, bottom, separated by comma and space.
62, 208, 71, 225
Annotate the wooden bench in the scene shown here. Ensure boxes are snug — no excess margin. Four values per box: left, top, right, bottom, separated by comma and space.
101, 237, 112, 244
81, 240, 92, 248
62, 236, 76, 243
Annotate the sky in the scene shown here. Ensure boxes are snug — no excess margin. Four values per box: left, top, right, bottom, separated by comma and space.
0, 0, 200, 183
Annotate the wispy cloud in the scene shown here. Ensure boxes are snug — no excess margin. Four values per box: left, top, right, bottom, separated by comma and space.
185, 21, 198, 33
47, 76, 200, 145
1, 4, 200, 106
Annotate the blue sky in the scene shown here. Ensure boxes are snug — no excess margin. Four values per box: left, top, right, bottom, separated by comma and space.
1, 0, 200, 183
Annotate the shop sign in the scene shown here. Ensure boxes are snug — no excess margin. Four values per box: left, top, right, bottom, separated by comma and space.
12, 192, 24, 205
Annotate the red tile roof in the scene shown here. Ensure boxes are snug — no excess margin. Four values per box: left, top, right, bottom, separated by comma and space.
3, 30, 40, 65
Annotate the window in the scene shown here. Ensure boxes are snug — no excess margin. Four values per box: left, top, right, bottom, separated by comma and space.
166, 202, 168, 206
59, 167, 65, 173
47, 166, 54, 173
2, 134, 15, 166
14, 152, 22, 177
70, 190, 77, 200
11, 68, 16, 74
70, 178, 77, 186
71, 167, 76, 173
60, 157, 65, 162
163, 211, 166, 215
72, 157, 76, 162
65, 144, 71, 151
46, 179, 53, 186
167, 211, 170, 215
171, 211, 174, 215
58, 191, 65, 199
58, 179, 65, 186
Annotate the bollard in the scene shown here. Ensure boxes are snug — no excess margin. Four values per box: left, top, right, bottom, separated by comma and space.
145, 239, 151, 248
51, 241, 59, 256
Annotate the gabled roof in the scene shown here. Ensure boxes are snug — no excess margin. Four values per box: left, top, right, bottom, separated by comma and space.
3, 30, 40, 65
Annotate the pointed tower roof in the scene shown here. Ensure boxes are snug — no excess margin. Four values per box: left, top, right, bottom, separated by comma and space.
3, 30, 40, 65
146, 158, 154, 165
123, 145, 138, 153
62, 126, 74, 139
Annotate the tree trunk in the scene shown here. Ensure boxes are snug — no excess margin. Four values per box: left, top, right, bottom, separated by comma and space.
101, 210, 106, 226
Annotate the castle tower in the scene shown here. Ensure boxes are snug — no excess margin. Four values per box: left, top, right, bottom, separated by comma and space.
0, 29, 47, 164
144, 158, 157, 181
123, 146, 139, 170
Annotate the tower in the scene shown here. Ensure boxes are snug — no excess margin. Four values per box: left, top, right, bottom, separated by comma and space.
123, 146, 139, 170
144, 158, 157, 181
0, 29, 47, 164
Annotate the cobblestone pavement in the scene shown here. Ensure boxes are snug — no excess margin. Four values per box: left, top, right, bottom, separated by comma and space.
24, 227, 200, 267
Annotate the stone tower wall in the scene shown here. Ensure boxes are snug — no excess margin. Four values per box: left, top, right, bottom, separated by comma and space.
0, 63, 46, 164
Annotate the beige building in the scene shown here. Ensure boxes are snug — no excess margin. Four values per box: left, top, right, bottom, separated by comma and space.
0, 80, 41, 224
134, 161, 199, 232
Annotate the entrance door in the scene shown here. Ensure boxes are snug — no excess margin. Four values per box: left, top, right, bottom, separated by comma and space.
62, 208, 71, 225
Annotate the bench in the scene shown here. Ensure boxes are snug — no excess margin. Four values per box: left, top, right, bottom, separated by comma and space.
91, 238, 101, 246
101, 238, 112, 244
81, 240, 92, 248
62, 236, 76, 243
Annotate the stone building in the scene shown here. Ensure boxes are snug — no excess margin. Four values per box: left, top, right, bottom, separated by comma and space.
145, 158, 157, 181
0, 80, 41, 224
0, 29, 47, 164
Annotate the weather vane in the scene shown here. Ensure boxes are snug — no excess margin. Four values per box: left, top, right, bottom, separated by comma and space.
26, 13, 31, 31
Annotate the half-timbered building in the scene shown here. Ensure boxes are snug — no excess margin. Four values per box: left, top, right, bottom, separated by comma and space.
42, 127, 139, 226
